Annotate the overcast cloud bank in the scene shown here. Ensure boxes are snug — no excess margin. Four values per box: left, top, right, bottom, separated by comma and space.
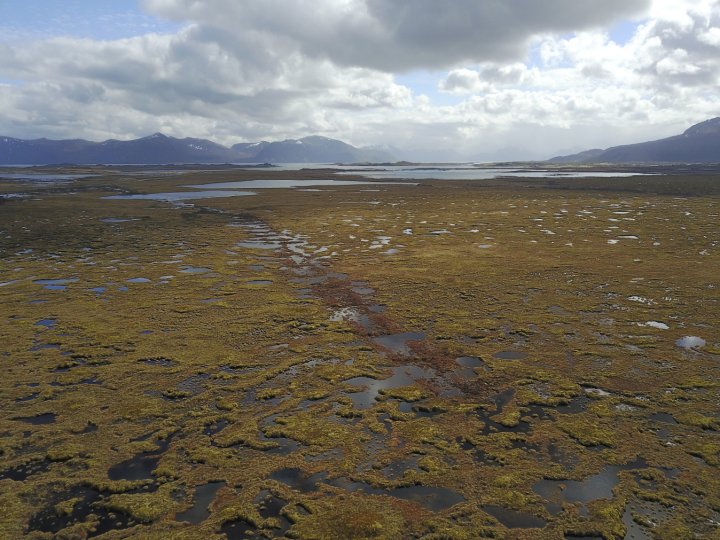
0, 0, 718, 161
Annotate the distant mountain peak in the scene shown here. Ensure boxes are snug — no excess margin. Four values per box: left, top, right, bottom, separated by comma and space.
683, 117, 720, 137
300, 135, 332, 142
549, 117, 720, 164
0, 133, 396, 165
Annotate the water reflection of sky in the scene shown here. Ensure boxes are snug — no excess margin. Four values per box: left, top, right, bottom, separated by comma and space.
0, 174, 97, 182
336, 168, 654, 180
104, 190, 255, 201
188, 179, 410, 189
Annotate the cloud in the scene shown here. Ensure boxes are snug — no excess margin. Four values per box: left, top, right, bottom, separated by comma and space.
426, 0, 720, 158
0, 26, 416, 141
143, 0, 650, 71
440, 64, 537, 93
1, 0, 719, 161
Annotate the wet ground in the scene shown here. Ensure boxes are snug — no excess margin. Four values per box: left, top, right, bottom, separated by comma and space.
1, 165, 719, 538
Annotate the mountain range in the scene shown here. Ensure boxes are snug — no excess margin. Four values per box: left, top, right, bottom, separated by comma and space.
4, 117, 719, 165
0, 133, 395, 165
550, 117, 720, 164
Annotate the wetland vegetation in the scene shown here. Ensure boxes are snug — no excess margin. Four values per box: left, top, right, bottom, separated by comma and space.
1, 165, 719, 538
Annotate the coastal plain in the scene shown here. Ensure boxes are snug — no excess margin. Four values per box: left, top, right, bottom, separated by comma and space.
1, 166, 719, 539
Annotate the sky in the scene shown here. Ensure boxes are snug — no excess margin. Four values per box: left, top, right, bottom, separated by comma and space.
0, 0, 719, 161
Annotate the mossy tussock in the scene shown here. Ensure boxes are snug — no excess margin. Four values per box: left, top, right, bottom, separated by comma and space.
1, 167, 718, 537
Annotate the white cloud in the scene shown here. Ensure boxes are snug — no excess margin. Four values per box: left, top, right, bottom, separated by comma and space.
0, 0, 718, 161
143, 0, 650, 71
698, 27, 720, 45
440, 64, 536, 94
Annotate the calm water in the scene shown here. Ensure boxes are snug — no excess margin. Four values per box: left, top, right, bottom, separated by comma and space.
104, 190, 255, 201
175, 482, 226, 524
336, 167, 653, 180
0, 173, 96, 182
345, 364, 432, 408
675, 336, 706, 349
187, 179, 412, 189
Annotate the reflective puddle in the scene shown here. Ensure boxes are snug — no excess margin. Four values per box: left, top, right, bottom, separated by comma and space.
455, 356, 484, 377
221, 490, 290, 539
330, 307, 374, 332
493, 350, 527, 360
675, 336, 706, 349
0, 459, 52, 481
204, 419, 229, 436
345, 365, 433, 409
0, 173, 96, 182
33, 278, 79, 291
140, 357, 176, 367
648, 412, 676, 424
15, 412, 56, 425
104, 190, 255, 201
107, 435, 174, 481
180, 266, 213, 274
101, 217, 139, 223
482, 505, 547, 529
533, 458, 648, 515
372, 332, 426, 356
189, 179, 411, 189
27, 486, 135, 536
236, 240, 282, 250
175, 481, 226, 524
269, 467, 327, 493
271, 467, 463, 511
